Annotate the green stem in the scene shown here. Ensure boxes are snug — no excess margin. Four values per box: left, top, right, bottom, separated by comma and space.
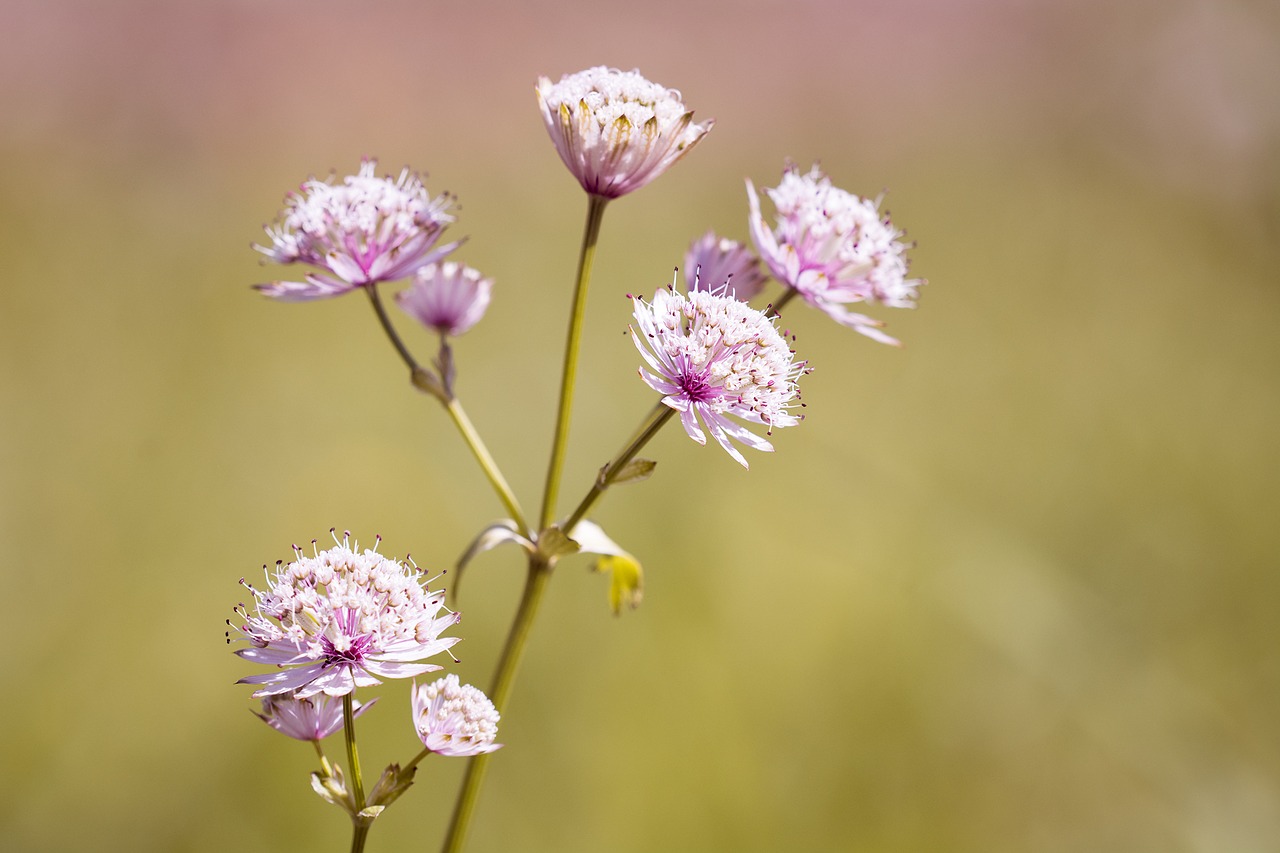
445, 399, 530, 536
439, 404, 675, 852
440, 555, 553, 853
364, 284, 526, 531
364, 284, 421, 373
404, 746, 433, 774
343, 693, 370, 852
343, 694, 367, 810
539, 194, 610, 530
563, 403, 674, 534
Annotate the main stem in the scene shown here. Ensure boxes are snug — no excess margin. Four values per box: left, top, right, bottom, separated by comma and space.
442, 193, 611, 852
344, 693, 370, 853
440, 555, 553, 853
539, 194, 610, 530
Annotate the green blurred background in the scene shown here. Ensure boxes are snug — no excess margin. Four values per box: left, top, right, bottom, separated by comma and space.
2, 1, 1278, 851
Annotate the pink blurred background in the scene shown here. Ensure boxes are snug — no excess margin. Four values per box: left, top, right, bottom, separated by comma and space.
2, 2, 1277, 851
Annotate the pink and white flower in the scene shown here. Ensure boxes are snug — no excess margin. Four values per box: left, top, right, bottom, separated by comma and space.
253, 693, 377, 742
630, 281, 808, 468
747, 163, 922, 345
254, 159, 460, 302
232, 532, 460, 698
411, 675, 502, 757
537, 66, 713, 199
684, 231, 767, 301
396, 262, 493, 337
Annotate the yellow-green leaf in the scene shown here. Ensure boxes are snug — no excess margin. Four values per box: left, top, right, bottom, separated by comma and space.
594, 553, 644, 615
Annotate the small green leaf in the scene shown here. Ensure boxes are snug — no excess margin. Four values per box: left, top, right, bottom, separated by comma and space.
357, 805, 386, 823
609, 458, 657, 485
537, 527, 581, 559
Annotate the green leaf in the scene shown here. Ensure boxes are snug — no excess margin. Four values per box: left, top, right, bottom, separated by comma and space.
566, 520, 644, 614
537, 526, 581, 559
453, 520, 533, 605
595, 553, 644, 615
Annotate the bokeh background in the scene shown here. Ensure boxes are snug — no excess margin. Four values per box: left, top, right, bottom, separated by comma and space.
2, 1, 1278, 851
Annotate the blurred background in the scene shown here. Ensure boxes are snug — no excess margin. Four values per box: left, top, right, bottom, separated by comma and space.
2, 1, 1278, 851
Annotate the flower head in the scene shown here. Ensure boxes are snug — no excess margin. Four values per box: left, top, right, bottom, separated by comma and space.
684, 231, 767, 301
411, 675, 502, 757
630, 280, 808, 468
253, 693, 377, 742
254, 159, 461, 302
396, 262, 493, 337
537, 66, 713, 199
231, 531, 461, 698
747, 163, 922, 345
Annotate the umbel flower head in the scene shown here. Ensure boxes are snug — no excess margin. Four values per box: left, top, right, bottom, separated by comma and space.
254, 693, 377, 742
748, 163, 922, 346
684, 231, 767, 301
231, 531, 461, 698
397, 262, 493, 338
537, 66, 713, 199
631, 279, 808, 468
411, 675, 502, 757
254, 159, 461, 302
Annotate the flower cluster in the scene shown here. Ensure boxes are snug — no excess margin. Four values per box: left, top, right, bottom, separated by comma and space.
631, 282, 808, 468
684, 231, 767, 301
537, 66, 713, 198
232, 532, 460, 697
397, 261, 493, 338
411, 674, 503, 757
255, 159, 459, 302
254, 693, 377, 742
237, 63, 927, 848
748, 163, 922, 345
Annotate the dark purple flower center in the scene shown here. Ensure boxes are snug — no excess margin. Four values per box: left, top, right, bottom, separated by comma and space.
321, 632, 375, 667
677, 369, 717, 404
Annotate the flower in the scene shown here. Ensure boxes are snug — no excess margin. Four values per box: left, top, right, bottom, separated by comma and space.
231, 531, 461, 698
254, 159, 461, 302
253, 693, 377, 742
630, 281, 808, 468
396, 262, 493, 337
747, 163, 922, 345
411, 675, 502, 757
537, 66, 713, 199
684, 231, 767, 301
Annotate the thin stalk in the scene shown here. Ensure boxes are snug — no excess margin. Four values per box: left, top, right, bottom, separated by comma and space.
767, 286, 799, 318
344, 694, 369, 853
404, 746, 432, 774
365, 284, 420, 371
440, 555, 553, 853
364, 285, 526, 531
539, 194, 610, 530
445, 399, 530, 535
563, 403, 674, 534
343, 694, 367, 809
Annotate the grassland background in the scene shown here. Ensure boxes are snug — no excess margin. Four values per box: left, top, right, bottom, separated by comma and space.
1, 1, 1278, 851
